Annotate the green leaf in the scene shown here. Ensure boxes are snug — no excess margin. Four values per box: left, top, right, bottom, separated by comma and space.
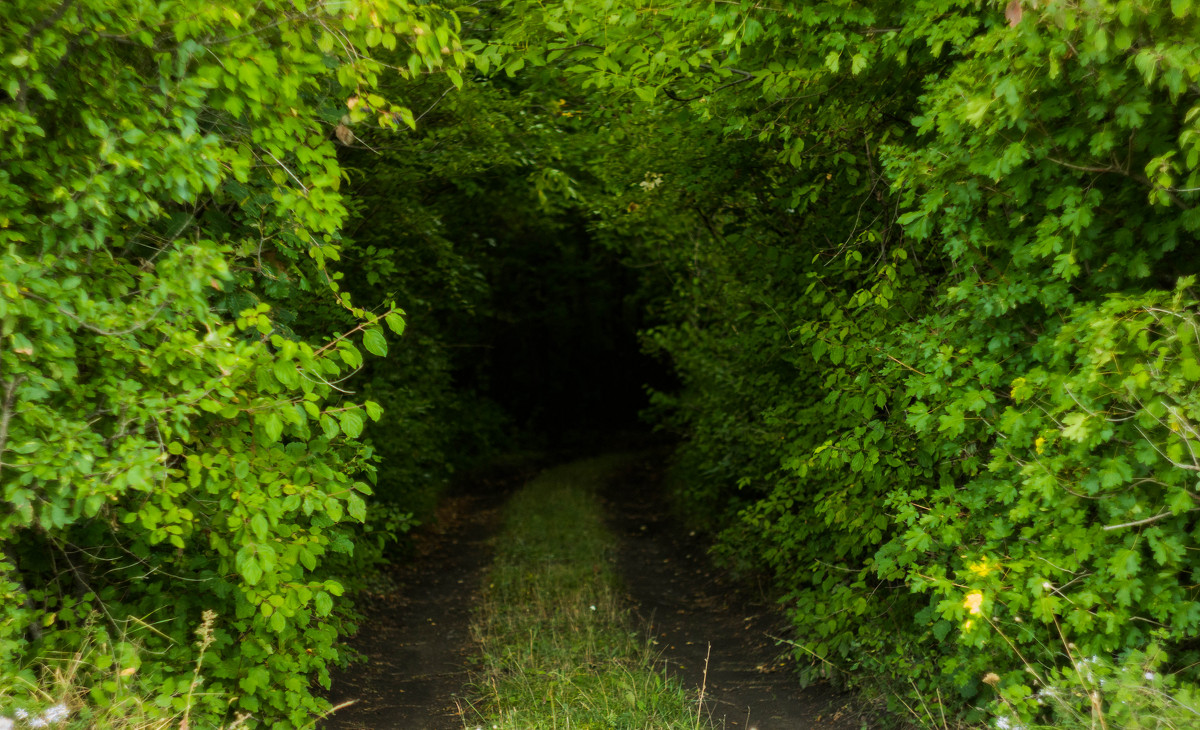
236, 546, 264, 586
384, 311, 406, 335
261, 412, 284, 443
364, 401, 383, 421
812, 340, 827, 361
338, 343, 363, 369
298, 548, 317, 572
339, 410, 365, 438
362, 327, 388, 357
314, 591, 333, 616
274, 359, 299, 387
250, 513, 269, 540
347, 494, 366, 522
1062, 412, 1092, 442
320, 413, 340, 439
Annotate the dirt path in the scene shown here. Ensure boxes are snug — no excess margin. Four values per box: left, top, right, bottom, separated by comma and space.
322, 476, 513, 730
325, 453, 863, 729
604, 457, 864, 730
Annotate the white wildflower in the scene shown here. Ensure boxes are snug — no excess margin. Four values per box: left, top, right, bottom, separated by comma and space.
1145, 671, 1157, 680
28, 704, 69, 728
0, 716, 13, 730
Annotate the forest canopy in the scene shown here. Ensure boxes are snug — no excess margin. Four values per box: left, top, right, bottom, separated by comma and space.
3, 0, 1200, 726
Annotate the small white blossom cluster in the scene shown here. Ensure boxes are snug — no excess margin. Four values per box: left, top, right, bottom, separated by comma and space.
1075, 655, 1102, 685
1034, 685, 1059, 704
995, 715, 1026, 730
2, 704, 69, 728
638, 172, 664, 192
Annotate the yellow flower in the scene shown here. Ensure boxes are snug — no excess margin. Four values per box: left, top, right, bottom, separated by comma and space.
964, 591, 985, 616
968, 557, 995, 578
1034, 436, 1046, 454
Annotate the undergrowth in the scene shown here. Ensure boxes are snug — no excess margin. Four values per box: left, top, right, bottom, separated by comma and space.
464, 455, 713, 729
0, 611, 346, 729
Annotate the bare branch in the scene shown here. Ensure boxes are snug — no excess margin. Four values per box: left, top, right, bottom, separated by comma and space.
1102, 510, 1191, 531
0, 375, 28, 484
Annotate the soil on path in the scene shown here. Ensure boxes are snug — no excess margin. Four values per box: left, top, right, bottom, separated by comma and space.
604, 456, 866, 730
322, 465, 524, 730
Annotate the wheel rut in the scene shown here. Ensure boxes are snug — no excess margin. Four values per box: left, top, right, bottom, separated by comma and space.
322, 481, 511, 730
604, 456, 865, 730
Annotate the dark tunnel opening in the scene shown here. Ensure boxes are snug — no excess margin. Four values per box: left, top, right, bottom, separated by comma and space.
460, 220, 677, 446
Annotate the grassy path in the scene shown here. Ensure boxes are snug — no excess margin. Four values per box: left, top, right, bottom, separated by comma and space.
464, 455, 710, 729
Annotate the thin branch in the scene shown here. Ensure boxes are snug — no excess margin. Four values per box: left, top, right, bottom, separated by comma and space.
414, 84, 456, 125
665, 65, 755, 102
1102, 510, 1192, 531
1046, 157, 1118, 174
21, 291, 172, 336
264, 150, 310, 194
0, 375, 28, 484
1134, 425, 1200, 471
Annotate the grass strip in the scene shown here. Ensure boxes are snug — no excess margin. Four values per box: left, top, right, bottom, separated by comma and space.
465, 455, 712, 730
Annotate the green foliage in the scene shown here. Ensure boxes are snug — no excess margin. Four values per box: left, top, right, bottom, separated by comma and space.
1, 0, 464, 724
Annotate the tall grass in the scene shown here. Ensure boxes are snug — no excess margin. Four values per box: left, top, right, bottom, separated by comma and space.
464, 456, 713, 729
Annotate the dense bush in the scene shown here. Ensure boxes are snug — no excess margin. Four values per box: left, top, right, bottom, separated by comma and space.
1, 0, 464, 724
